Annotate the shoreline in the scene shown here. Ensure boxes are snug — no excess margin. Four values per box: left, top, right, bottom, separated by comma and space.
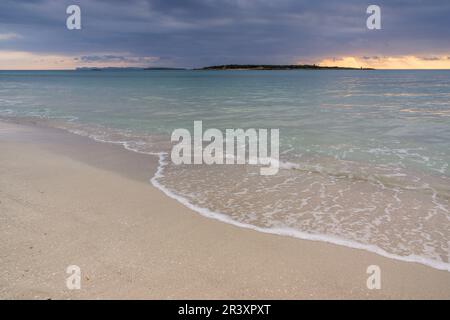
15, 116, 450, 273
1, 119, 450, 299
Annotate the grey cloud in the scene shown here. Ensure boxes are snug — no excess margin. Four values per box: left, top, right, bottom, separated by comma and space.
0, 0, 449, 67
77, 55, 159, 64
419, 56, 441, 61
362, 56, 381, 60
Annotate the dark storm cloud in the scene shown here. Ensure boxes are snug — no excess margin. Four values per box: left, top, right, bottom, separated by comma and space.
1, 0, 450, 67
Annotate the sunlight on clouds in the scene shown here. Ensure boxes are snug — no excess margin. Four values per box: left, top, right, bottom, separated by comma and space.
318, 55, 450, 69
0, 51, 160, 70
0, 51, 76, 70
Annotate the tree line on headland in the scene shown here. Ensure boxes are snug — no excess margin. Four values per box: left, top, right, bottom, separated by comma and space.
197, 64, 374, 70
76, 64, 374, 71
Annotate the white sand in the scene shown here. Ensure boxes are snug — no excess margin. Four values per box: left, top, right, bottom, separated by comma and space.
1, 120, 449, 299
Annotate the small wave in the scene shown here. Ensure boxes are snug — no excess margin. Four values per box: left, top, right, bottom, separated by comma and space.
2, 113, 449, 273
276, 159, 450, 201
0, 109, 14, 115
149, 153, 450, 272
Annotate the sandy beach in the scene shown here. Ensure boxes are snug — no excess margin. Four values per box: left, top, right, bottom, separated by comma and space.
0, 119, 449, 299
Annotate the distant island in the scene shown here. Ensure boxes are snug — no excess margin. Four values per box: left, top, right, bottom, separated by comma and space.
76, 67, 186, 71
76, 67, 142, 71
143, 67, 186, 71
197, 64, 374, 71
75, 65, 374, 72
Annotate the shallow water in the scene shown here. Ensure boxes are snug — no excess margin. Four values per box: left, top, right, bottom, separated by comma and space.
1, 69, 449, 270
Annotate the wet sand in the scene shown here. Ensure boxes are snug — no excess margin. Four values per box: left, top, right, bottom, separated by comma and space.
1, 119, 449, 299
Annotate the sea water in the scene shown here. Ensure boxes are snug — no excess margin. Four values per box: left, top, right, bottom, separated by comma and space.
1, 69, 449, 270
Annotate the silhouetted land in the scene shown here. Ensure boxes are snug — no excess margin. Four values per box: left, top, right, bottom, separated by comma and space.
76, 67, 186, 71
75, 65, 374, 71
197, 64, 374, 70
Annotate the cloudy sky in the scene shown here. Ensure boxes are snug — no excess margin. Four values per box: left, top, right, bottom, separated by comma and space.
1, 0, 450, 69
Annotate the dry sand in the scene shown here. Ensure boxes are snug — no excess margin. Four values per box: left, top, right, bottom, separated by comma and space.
0, 120, 449, 299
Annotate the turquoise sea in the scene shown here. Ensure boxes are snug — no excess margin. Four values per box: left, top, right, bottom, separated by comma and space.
1, 69, 449, 270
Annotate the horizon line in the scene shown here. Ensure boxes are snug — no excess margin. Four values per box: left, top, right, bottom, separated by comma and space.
2, 68, 450, 71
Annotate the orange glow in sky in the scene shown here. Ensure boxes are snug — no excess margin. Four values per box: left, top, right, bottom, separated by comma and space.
2, 51, 450, 70
317, 55, 450, 69
0, 51, 158, 70
0, 51, 76, 70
